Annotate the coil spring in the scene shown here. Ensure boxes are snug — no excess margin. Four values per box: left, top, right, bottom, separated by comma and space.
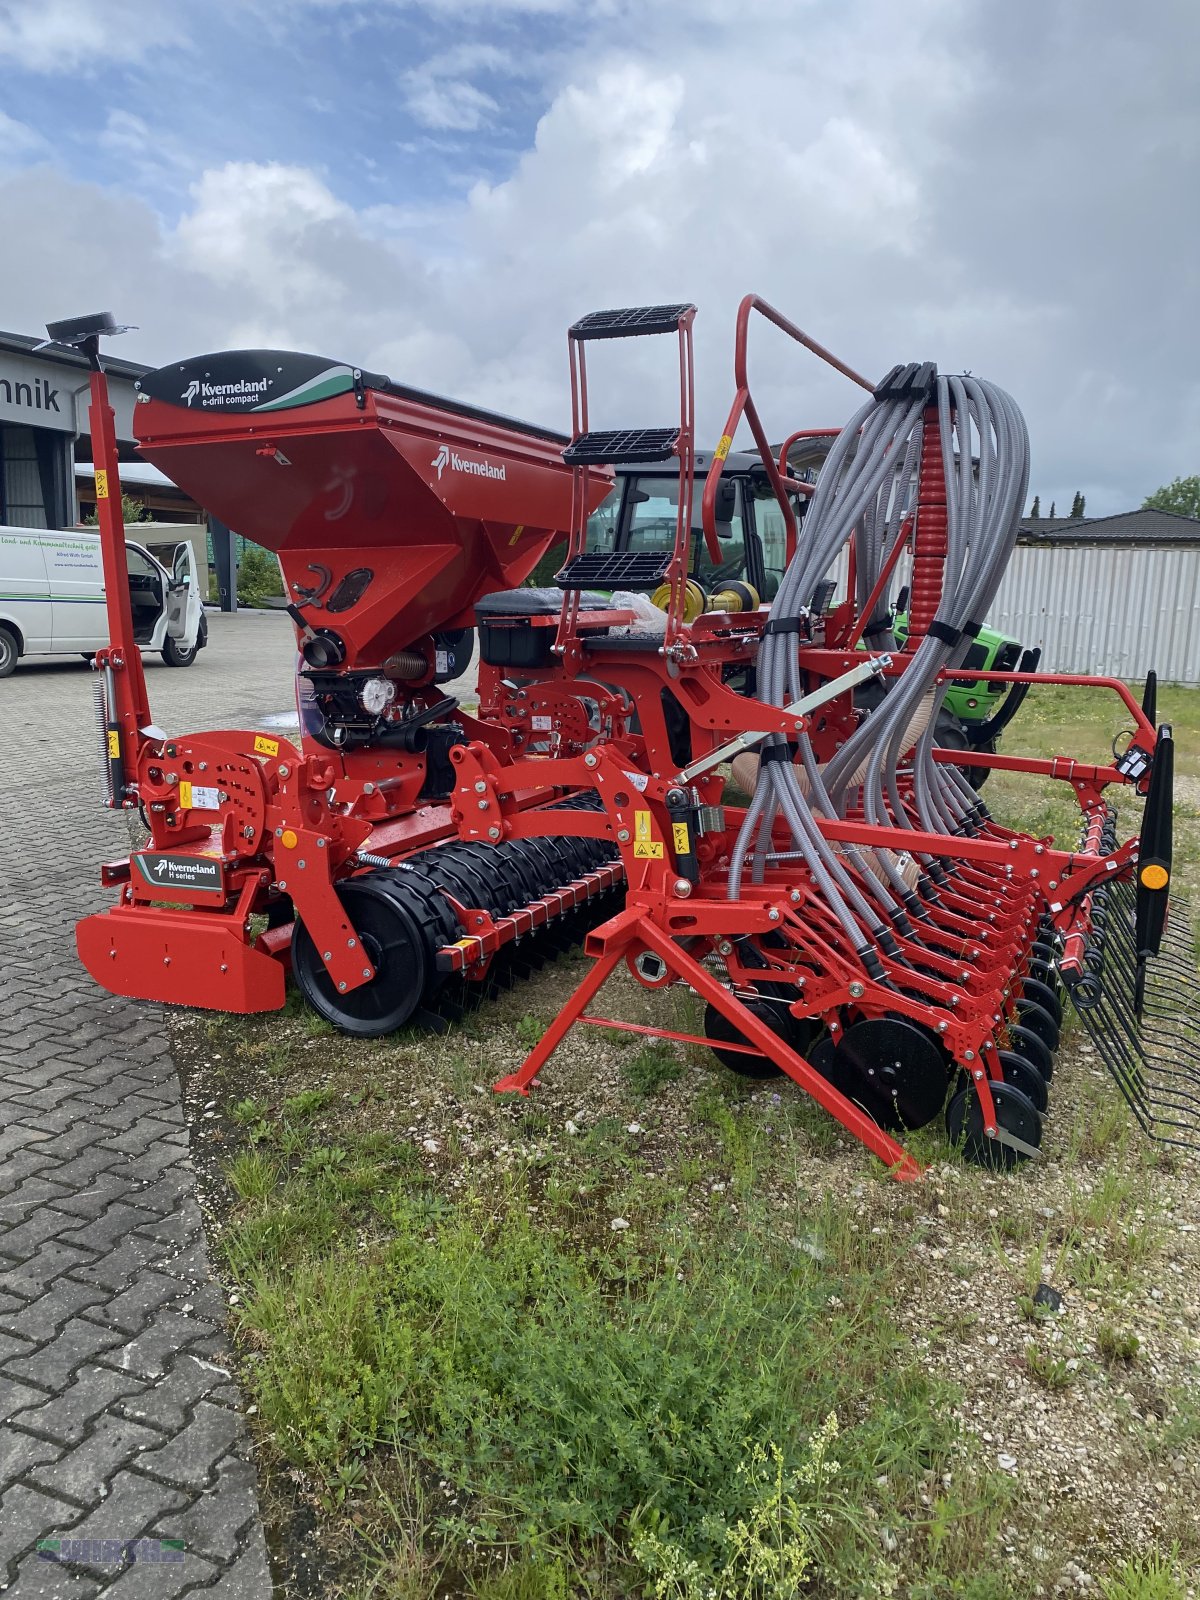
91, 670, 112, 805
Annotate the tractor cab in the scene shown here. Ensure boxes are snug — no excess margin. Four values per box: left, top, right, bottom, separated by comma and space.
584, 449, 803, 604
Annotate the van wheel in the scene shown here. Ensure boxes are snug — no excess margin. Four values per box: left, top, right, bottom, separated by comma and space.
0, 626, 18, 678
162, 636, 197, 668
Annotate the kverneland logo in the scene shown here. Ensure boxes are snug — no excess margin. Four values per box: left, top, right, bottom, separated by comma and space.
431, 443, 506, 482
182, 376, 272, 406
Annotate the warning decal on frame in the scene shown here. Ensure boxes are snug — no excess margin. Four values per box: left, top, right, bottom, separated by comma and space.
672, 821, 691, 855
253, 734, 280, 757
94, 469, 109, 500
633, 809, 664, 860
106, 730, 120, 759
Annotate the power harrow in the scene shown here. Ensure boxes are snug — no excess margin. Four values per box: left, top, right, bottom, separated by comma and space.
59, 297, 1195, 1177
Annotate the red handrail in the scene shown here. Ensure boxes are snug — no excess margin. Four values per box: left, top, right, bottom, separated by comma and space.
701, 296, 873, 565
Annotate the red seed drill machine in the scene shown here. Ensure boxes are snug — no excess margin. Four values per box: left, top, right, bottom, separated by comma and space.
59, 298, 1193, 1178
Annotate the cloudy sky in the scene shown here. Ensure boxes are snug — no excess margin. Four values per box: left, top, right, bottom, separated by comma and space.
0, 0, 1196, 514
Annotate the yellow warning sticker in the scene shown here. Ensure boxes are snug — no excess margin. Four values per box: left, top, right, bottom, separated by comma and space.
672, 821, 691, 854
713, 434, 733, 461
179, 780, 193, 810
94, 469, 109, 500
106, 729, 120, 759
508, 524, 525, 546
633, 809, 664, 860
253, 735, 280, 757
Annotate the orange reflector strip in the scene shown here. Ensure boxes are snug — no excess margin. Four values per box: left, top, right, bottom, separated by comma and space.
1140, 863, 1169, 890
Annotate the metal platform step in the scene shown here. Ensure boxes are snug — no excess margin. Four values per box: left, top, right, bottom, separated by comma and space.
556, 550, 674, 590
562, 427, 680, 466
569, 304, 693, 340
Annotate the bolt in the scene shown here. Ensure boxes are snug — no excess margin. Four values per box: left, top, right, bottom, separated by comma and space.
477, 799, 490, 811
964, 1050, 975, 1061
849, 981, 864, 998
298, 858, 306, 869
767, 908, 780, 922
363, 968, 371, 979
973, 1068, 984, 1079
243, 826, 254, 840
275, 826, 282, 837
488, 826, 501, 840
1048, 880, 1058, 890
584, 752, 598, 767
938, 1021, 948, 1032
673, 878, 692, 897
617, 828, 630, 843
474, 780, 487, 794
789, 889, 801, 904
338, 981, 347, 991
317, 838, 326, 849
165, 771, 178, 784
1030, 869, 1039, 879
199, 761, 208, 771
323, 951, 332, 961
717, 940, 733, 956
348, 938, 357, 949
278, 879, 288, 890
279, 764, 290, 778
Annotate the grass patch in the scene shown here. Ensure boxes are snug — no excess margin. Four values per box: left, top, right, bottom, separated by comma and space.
1099, 1550, 1187, 1600
223, 1153, 995, 1595
621, 1040, 684, 1096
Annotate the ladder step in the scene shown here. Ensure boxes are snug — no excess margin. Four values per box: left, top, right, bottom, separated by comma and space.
556, 550, 674, 590
569, 304, 693, 340
563, 427, 679, 466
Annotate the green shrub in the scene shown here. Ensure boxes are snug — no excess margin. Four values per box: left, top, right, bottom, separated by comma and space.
237, 542, 284, 607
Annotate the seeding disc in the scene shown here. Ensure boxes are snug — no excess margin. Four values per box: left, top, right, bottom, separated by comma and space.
1007, 1021, 1055, 1082
946, 1079, 1043, 1169
1016, 998, 1060, 1053
292, 876, 428, 1037
1019, 975, 1063, 1027
993, 1049, 1049, 1114
829, 1017, 949, 1132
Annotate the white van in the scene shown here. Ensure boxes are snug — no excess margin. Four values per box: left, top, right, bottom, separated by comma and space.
0, 526, 206, 677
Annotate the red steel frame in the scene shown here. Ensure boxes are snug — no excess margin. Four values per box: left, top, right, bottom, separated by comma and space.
72, 299, 1158, 1184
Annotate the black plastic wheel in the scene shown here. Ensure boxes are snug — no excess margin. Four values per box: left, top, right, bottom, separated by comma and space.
704, 991, 813, 1079
292, 876, 429, 1036
946, 1078, 1043, 1168
828, 1016, 950, 1132
1019, 975, 1062, 1027
992, 1048, 1049, 1114
1016, 998, 1060, 1053
1007, 1021, 1055, 1083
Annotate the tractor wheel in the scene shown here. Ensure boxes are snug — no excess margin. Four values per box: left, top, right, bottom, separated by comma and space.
292, 877, 429, 1037
933, 713, 990, 790
946, 1079, 1043, 1168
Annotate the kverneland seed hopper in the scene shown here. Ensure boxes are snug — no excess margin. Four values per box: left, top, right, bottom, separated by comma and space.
63, 299, 1196, 1177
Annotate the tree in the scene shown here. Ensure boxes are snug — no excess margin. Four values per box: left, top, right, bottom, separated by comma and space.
1143, 475, 1200, 520
83, 493, 148, 528
1049, 501, 1056, 517
1030, 495, 1041, 517
1070, 491, 1086, 517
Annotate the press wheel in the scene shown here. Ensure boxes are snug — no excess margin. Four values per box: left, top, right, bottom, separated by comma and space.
1016, 998, 1060, 1053
705, 992, 813, 1079
292, 876, 428, 1037
1007, 1021, 1054, 1082
829, 1016, 949, 1132
992, 1049, 1049, 1114
1019, 975, 1062, 1027
946, 1079, 1043, 1169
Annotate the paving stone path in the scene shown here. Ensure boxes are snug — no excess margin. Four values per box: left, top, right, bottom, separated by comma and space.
1, 614, 298, 1596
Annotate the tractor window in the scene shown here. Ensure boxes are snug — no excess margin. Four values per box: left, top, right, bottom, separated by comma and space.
753, 484, 790, 600
626, 476, 683, 552
694, 482, 747, 588
585, 485, 621, 553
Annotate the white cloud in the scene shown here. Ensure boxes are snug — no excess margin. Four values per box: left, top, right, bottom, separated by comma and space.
0, 0, 184, 71
404, 78, 500, 132
0, 109, 44, 158
0, 0, 1197, 517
